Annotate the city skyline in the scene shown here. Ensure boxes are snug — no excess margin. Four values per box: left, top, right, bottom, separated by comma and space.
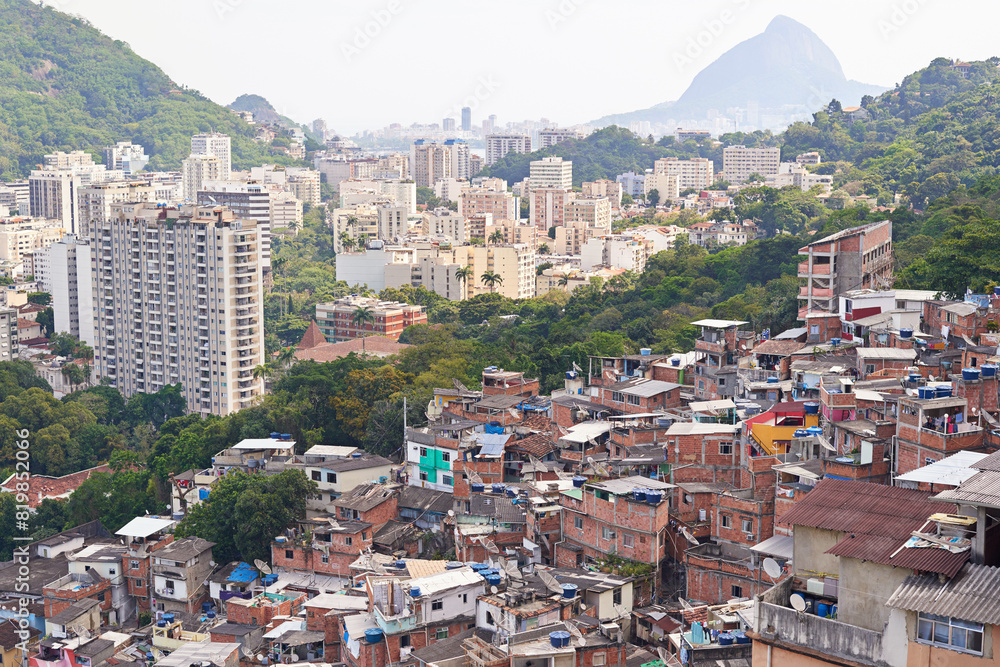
48, 0, 1000, 134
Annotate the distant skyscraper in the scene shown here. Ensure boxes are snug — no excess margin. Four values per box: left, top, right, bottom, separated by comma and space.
461, 107, 472, 132
443, 118, 456, 132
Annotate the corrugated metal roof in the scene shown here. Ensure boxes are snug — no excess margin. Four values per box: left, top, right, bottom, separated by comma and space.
972, 450, 1000, 472
589, 476, 674, 495
665, 422, 740, 436
774, 327, 807, 340
855, 347, 917, 360
749, 534, 793, 560
561, 421, 611, 443
896, 452, 988, 487
780, 479, 967, 577
115, 517, 175, 538
932, 471, 1000, 508
887, 563, 1000, 625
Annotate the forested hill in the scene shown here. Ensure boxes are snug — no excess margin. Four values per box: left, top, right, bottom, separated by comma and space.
0, 0, 305, 178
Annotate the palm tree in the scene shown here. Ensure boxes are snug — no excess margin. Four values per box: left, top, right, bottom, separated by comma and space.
455, 265, 474, 297
286, 219, 300, 234
558, 274, 570, 290
339, 233, 355, 253
351, 305, 377, 352
481, 270, 503, 294
488, 230, 505, 245
276, 346, 297, 371
538, 243, 549, 255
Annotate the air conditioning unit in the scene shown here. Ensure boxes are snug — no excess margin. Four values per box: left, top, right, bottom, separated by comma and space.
607, 532, 616, 540
745, 533, 755, 542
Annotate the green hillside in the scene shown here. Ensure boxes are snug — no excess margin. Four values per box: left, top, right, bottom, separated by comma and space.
0, 0, 305, 178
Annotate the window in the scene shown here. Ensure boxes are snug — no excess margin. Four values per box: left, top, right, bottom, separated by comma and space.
602, 526, 616, 540
326, 472, 336, 483
345, 536, 353, 546
574, 516, 583, 529
721, 514, 732, 528
420, 447, 428, 457
731, 585, 743, 598
719, 441, 733, 455
627, 394, 641, 406
918, 613, 983, 654
443, 475, 453, 486
419, 471, 428, 482
865, 364, 875, 375
742, 518, 753, 533
592, 654, 606, 666
623, 533, 635, 548
432, 600, 443, 611
442, 452, 451, 462
109, 568, 116, 575
321, 554, 329, 564
400, 635, 410, 648
311, 471, 321, 481
134, 578, 143, 588
436, 628, 448, 640
285, 550, 294, 559
131, 560, 140, 569
611, 391, 625, 403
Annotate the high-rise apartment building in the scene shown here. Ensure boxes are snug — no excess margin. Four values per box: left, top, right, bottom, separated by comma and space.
197, 181, 272, 266
43, 151, 95, 169
286, 169, 321, 206
537, 128, 584, 149
458, 187, 517, 222
0, 218, 64, 262
445, 139, 470, 180
529, 157, 573, 190
0, 308, 17, 361
442, 118, 456, 132
76, 181, 155, 239
529, 187, 573, 230
181, 154, 222, 201
104, 141, 149, 175
461, 107, 472, 132
722, 145, 780, 183
190, 133, 232, 180
47, 235, 95, 345
484, 133, 531, 166
29, 170, 79, 233
653, 157, 714, 191
411, 141, 452, 188
91, 203, 265, 416
448, 244, 536, 300
555, 197, 612, 255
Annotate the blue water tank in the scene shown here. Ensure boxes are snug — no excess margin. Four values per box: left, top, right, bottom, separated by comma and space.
566, 371, 577, 380
281, 433, 291, 440
365, 628, 384, 644
157, 620, 167, 627
918, 386, 935, 399
899, 328, 913, 338
640, 348, 651, 356
937, 386, 952, 398
671, 358, 680, 366
561, 583, 579, 599
807, 426, 823, 437
470, 482, 485, 493
803, 402, 820, 415
275, 536, 286, 543
817, 602, 832, 618
506, 487, 517, 498
908, 373, 920, 383
247, 459, 258, 468
793, 429, 808, 438
963, 368, 981, 381
549, 631, 571, 648
982, 364, 998, 378
646, 490, 662, 504
207, 610, 217, 619
486, 574, 502, 587
172, 513, 184, 521
767, 377, 778, 384
632, 489, 647, 502
471, 563, 488, 573
352, 452, 363, 458
394, 560, 407, 569
492, 483, 505, 494
572, 476, 586, 488
734, 631, 750, 645
718, 632, 734, 646
410, 586, 421, 597
831, 338, 841, 346
270, 432, 280, 439
202, 602, 213, 612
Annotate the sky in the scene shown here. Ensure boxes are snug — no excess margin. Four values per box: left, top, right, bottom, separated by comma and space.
47, 0, 1000, 134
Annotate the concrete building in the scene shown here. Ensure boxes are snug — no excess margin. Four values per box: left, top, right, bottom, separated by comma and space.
411, 141, 451, 188
643, 172, 680, 201
422, 208, 468, 243
580, 235, 647, 272
92, 203, 265, 416
0, 308, 17, 361
461, 107, 472, 132
449, 244, 536, 300
286, 168, 322, 206
151, 537, 216, 614
581, 179, 622, 208
76, 180, 155, 239
538, 128, 584, 149
315, 296, 427, 342
104, 141, 149, 175
722, 145, 780, 183
554, 197, 612, 255
616, 172, 645, 198
766, 162, 834, 193
0, 218, 64, 262
529, 187, 572, 230
458, 187, 517, 223
484, 133, 531, 166
797, 220, 893, 320
190, 132, 232, 180
270, 190, 304, 232
197, 181, 273, 265
445, 139, 470, 180
181, 154, 222, 201
529, 157, 573, 190
47, 235, 94, 345
654, 157, 714, 191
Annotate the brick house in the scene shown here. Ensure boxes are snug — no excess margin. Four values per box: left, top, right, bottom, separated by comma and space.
482, 368, 540, 397
855, 347, 917, 380
663, 422, 743, 487
331, 483, 399, 531
691, 319, 751, 400
117, 516, 178, 614
598, 378, 682, 414
302, 593, 369, 662
896, 395, 986, 475
272, 520, 374, 582
922, 300, 987, 342
150, 537, 215, 614
225, 590, 306, 627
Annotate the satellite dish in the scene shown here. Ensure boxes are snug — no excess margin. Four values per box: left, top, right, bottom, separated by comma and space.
790, 593, 807, 612
448, 509, 456, 517
256, 656, 264, 663
254, 559, 272, 576
490, 585, 498, 594
762, 558, 782, 579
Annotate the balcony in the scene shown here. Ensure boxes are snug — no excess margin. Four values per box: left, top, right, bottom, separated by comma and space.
797, 261, 832, 276
799, 286, 834, 298
755, 600, 888, 666
695, 339, 725, 354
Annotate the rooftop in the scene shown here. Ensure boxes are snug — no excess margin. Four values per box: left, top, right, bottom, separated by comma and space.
691, 319, 748, 329
855, 347, 917, 361
779, 479, 968, 577
154, 537, 215, 562
331, 483, 395, 512
115, 516, 174, 538
588, 476, 674, 496
887, 563, 1000, 626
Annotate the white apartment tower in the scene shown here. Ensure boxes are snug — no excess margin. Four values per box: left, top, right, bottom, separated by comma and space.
181, 154, 222, 201
722, 145, 780, 184
197, 181, 272, 265
104, 141, 149, 174
529, 157, 573, 190
411, 141, 451, 188
654, 157, 714, 191
484, 133, 531, 166
92, 203, 265, 416
77, 181, 155, 239
190, 133, 232, 180
0, 308, 17, 361
538, 128, 584, 149
48, 235, 95, 346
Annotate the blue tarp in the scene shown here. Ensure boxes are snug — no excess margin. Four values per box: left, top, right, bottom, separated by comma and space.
476, 432, 508, 456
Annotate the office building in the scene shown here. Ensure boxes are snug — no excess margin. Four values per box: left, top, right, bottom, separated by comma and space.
722, 145, 780, 183
529, 157, 573, 190
484, 133, 531, 166
91, 203, 265, 416
442, 118, 456, 132
461, 107, 472, 132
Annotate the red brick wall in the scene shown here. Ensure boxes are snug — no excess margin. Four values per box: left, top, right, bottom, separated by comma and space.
954, 378, 999, 418
272, 536, 373, 579
685, 552, 765, 605
226, 593, 303, 626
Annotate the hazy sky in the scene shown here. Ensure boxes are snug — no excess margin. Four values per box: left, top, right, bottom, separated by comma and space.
50, 0, 1000, 134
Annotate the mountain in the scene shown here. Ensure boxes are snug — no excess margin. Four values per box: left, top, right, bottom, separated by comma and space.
0, 0, 305, 178
592, 16, 885, 130
229, 94, 284, 124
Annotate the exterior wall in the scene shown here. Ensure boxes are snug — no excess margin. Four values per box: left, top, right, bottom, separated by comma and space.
836, 558, 909, 633
272, 534, 373, 580
791, 526, 842, 578
559, 489, 670, 565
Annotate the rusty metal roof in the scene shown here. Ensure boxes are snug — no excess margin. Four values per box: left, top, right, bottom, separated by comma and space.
932, 471, 1000, 509
887, 563, 1000, 625
779, 479, 968, 577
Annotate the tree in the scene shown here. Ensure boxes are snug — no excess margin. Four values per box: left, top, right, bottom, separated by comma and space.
61, 362, 90, 392
538, 243, 550, 255
558, 274, 571, 289
480, 270, 503, 293
488, 230, 505, 245
36, 307, 54, 335
455, 265, 474, 296
276, 346, 297, 370
647, 189, 660, 207
27, 292, 51, 306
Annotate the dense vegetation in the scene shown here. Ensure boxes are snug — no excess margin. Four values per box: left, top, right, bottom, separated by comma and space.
0, 0, 308, 177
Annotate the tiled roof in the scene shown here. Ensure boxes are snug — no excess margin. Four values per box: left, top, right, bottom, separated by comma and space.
331, 483, 395, 512
0, 464, 111, 509
508, 433, 556, 458
753, 339, 804, 356
297, 321, 327, 349
779, 479, 967, 577
295, 336, 409, 361
0, 618, 40, 649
